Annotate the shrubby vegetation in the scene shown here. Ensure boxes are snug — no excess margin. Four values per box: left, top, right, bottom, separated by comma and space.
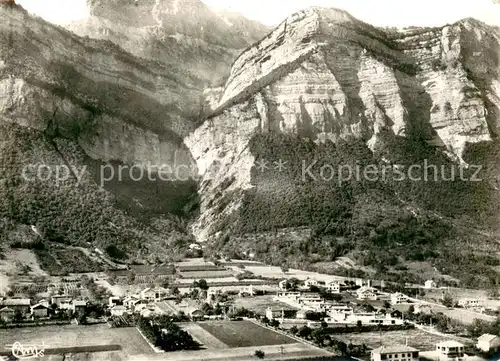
212, 133, 500, 288
0, 123, 195, 267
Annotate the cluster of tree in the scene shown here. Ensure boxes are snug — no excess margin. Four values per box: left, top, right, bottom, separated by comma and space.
467, 317, 500, 338
137, 316, 199, 352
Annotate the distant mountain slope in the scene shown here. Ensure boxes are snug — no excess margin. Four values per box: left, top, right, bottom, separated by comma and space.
67, 0, 270, 86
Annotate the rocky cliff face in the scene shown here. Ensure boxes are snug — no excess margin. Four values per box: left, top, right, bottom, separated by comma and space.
187, 7, 500, 242
67, 0, 270, 86
0, 4, 200, 173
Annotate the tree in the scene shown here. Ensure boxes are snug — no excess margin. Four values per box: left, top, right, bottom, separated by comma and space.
194, 279, 209, 291
281, 265, 289, 274
383, 301, 391, 309
442, 294, 454, 308
297, 325, 312, 339
127, 271, 136, 284
254, 350, 265, 359
269, 319, 280, 328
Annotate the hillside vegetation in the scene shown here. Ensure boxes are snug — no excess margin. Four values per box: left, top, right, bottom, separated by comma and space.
211, 133, 500, 288
0, 123, 196, 266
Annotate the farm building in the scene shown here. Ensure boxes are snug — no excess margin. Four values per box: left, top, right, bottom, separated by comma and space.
0, 299, 31, 314
51, 295, 72, 308
278, 280, 288, 290
265, 307, 297, 320
30, 303, 49, 318
371, 345, 419, 361
189, 309, 205, 321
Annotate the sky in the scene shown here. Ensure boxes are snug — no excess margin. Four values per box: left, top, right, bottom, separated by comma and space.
15, 0, 500, 27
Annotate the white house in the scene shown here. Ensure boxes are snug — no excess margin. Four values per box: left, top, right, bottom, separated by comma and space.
338, 312, 404, 324
477, 334, 500, 352
435, 341, 465, 361
304, 279, 318, 288
390, 292, 409, 305
424, 280, 437, 289
371, 345, 419, 361
356, 286, 378, 301
110, 305, 127, 317
326, 281, 341, 294
458, 298, 481, 308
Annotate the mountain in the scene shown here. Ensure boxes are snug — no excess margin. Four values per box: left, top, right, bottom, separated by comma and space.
67, 0, 270, 86
1, 3, 500, 287
0, 0, 269, 266
185, 8, 500, 287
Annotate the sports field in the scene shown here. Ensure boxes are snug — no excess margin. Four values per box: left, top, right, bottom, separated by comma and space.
197, 320, 296, 348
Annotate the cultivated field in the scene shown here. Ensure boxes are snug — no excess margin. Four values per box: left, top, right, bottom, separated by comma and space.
179, 270, 235, 279
332, 329, 473, 351
197, 321, 296, 348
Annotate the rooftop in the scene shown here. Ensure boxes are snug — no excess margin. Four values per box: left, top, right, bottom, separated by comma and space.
1, 299, 31, 306
479, 333, 499, 340
372, 345, 419, 354
436, 340, 465, 348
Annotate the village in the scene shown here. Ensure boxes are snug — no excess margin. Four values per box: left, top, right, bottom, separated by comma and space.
1, 255, 500, 361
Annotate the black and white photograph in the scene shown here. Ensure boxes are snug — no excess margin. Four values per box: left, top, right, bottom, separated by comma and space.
1, 0, 500, 360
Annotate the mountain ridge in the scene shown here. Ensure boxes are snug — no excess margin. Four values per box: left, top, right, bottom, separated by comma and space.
1, 3, 500, 287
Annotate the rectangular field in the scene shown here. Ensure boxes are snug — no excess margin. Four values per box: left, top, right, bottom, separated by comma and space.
197, 321, 296, 348
0, 324, 153, 357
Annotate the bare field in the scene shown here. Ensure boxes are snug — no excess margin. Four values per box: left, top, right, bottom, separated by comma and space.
232, 295, 299, 315
0, 324, 153, 357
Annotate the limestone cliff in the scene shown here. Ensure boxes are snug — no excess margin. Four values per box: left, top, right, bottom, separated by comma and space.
0, 4, 200, 173
187, 7, 500, 243
67, 0, 270, 86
